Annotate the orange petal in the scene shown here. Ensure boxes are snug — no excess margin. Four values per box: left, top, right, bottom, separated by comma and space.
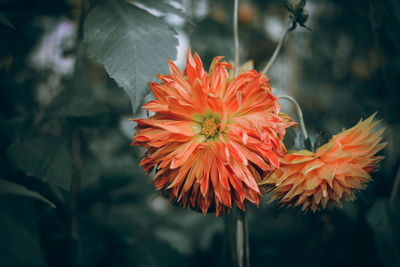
304, 174, 322, 190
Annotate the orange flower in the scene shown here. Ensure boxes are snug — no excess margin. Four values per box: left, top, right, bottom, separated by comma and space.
131, 50, 294, 215
262, 113, 386, 212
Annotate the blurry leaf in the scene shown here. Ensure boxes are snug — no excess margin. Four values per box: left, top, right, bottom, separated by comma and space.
46, 89, 108, 119
0, 207, 48, 267
7, 134, 72, 190
367, 199, 400, 266
284, 1, 295, 13
84, 0, 178, 112
0, 115, 34, 140
44, 88, 109, 127
135, 0, 186, 17
0, 179, 56, 208
297, 0, 307, 9
0, 13, 15, 29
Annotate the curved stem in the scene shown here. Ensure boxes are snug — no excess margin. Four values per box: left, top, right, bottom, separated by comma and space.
233, 0, 239, 77
278, 95, 308, 140
262, 21, 291, 75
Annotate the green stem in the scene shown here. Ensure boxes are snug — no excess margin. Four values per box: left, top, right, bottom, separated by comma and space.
262, 21, 291, 75
70, 129, 82, 240
236, 209, 250, 267
278, 95, 308, 140
231, 1, 249, 266
233, 0, 240, 77
70, 0, 86, 265
223, 214, 238, 266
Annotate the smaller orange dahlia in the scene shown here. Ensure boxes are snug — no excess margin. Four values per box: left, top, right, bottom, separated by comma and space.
262, 113, 386, 212
132, 49, 295, 216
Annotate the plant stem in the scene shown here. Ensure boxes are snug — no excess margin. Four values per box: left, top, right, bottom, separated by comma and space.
262, 21, 291, 75
70, 0, 86, 265
223, 214, 237, 266
236, 209, 250, 267
232, 2, 249, 266
70, 129, 82, 239
278, 95, 308, 140
233, 0, 239, 77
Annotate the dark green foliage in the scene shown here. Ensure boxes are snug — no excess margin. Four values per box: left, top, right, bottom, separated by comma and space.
7, 134, 73, 190
140, 0, 186, 17
0, 179, 55, 208
0, 198, 48, 267
0, 0, 399, 266
45, 89, 108, 121
83, 0, 178, 112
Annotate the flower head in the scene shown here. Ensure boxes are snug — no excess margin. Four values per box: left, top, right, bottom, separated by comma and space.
131, 49, 294, 215
262, 113, 386, 212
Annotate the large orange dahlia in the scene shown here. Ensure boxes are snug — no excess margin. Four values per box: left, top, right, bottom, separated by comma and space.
131, 50, 294, 215
262, 114, 386, 212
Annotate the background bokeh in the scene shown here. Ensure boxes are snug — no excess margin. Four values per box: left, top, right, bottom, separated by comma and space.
0, 0, 399, 266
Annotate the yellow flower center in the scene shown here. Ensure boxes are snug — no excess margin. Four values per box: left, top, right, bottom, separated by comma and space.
201, 118, 219, 138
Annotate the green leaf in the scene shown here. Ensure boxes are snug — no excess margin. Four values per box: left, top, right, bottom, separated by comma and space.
139, 0, 186, 17
46, 89, 108, 119
7, 134, 73, 190
284, 1, 295, 13
0, 206, 48, 267
0, 179, 56, 208
0, 13, 15, 29
297, 0, 307, 9
84, 0, 178, 112
44, 87, 109, 127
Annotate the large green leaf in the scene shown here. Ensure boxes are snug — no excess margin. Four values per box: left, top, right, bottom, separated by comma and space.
139, 0, 186, 17
7, 134, 73, 190
84, 0, 178, 112
0, 179, 56, 208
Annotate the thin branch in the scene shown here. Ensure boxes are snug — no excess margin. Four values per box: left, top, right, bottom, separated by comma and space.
262, 21, 291, 75
278, 95, 308, 139
70, 129, 82, 240
70, 1, 86, 265
233, 0, 239, 77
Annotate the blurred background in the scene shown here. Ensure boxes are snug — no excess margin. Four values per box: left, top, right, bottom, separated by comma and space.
0, 0, 399, 266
